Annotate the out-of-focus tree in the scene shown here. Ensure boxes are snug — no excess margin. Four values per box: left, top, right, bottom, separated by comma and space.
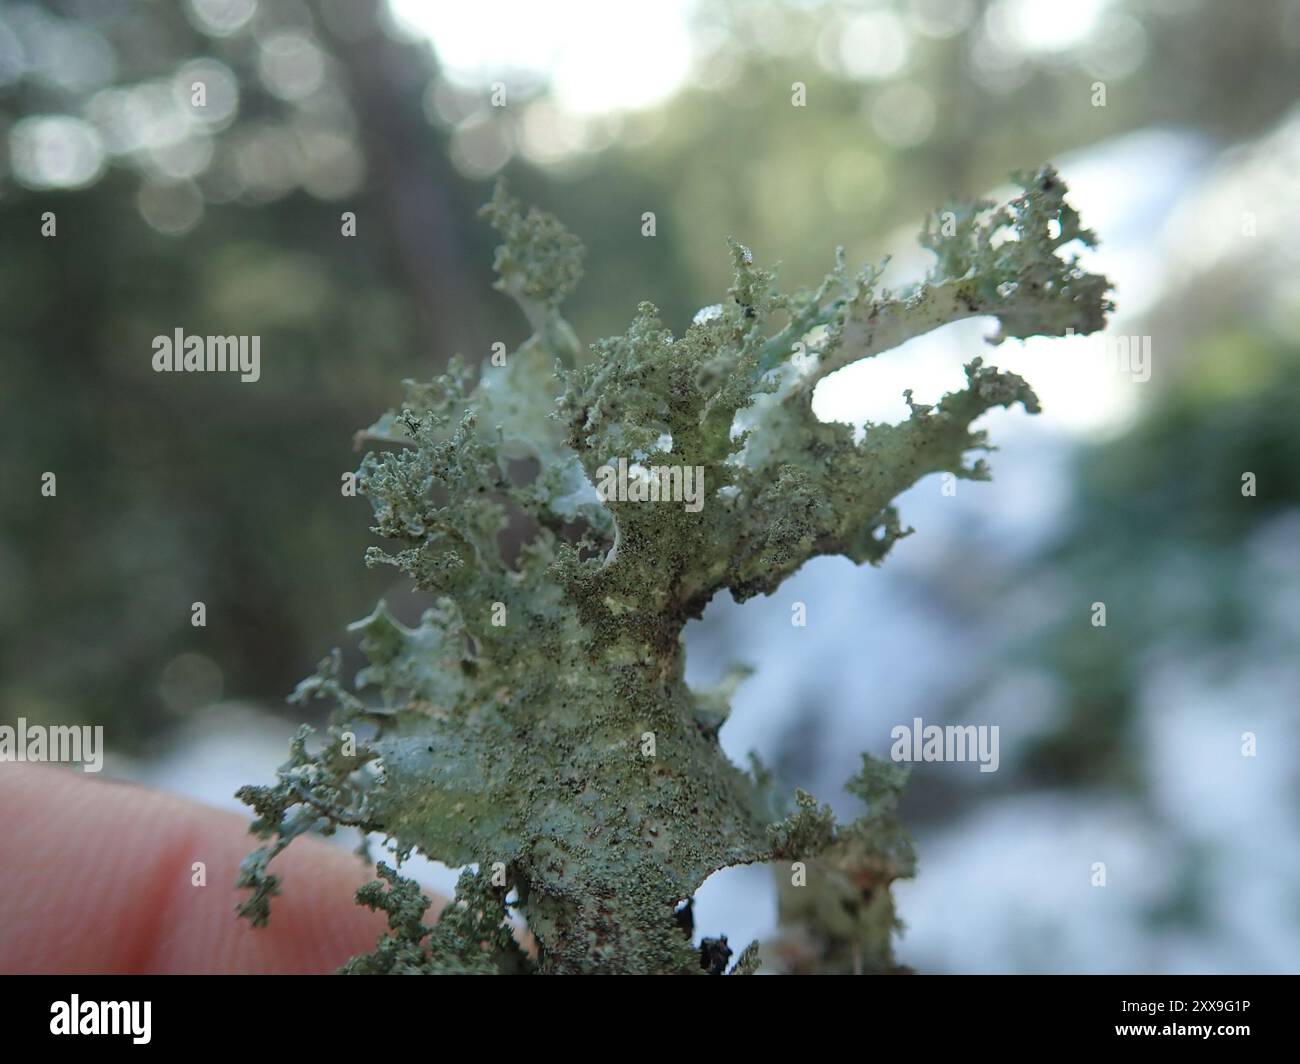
0, 0, 500, 746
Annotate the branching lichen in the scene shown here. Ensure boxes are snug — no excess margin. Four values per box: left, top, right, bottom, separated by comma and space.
239, 168, 1111, 974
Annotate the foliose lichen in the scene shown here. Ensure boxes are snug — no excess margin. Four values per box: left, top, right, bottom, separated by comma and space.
237, 167, 1111, 974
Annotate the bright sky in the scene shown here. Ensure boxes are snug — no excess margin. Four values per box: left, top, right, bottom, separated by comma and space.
387, 0, 697, 115
387, 0, 1111, 116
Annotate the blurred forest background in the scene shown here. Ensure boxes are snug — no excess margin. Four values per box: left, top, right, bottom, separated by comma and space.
1, 0, 1297, 972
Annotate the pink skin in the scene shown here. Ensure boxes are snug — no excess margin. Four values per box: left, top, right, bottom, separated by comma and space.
0, 764, 395, 974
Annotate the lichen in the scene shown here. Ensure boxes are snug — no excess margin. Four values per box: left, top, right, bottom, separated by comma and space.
238, 168, 1111, 974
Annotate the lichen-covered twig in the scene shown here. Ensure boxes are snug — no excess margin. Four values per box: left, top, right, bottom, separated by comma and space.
239, 167, 1111, 974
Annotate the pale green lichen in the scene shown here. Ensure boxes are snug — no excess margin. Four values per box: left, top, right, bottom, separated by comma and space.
238, 168, 1111, 974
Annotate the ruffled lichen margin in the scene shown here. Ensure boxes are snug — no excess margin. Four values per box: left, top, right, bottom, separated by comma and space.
237, 168, 1111, 975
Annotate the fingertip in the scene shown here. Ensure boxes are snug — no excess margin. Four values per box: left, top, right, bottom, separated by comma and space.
0, 764, 388, 973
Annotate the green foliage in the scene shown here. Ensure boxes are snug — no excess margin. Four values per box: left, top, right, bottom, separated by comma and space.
239, 169, 1110, 974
